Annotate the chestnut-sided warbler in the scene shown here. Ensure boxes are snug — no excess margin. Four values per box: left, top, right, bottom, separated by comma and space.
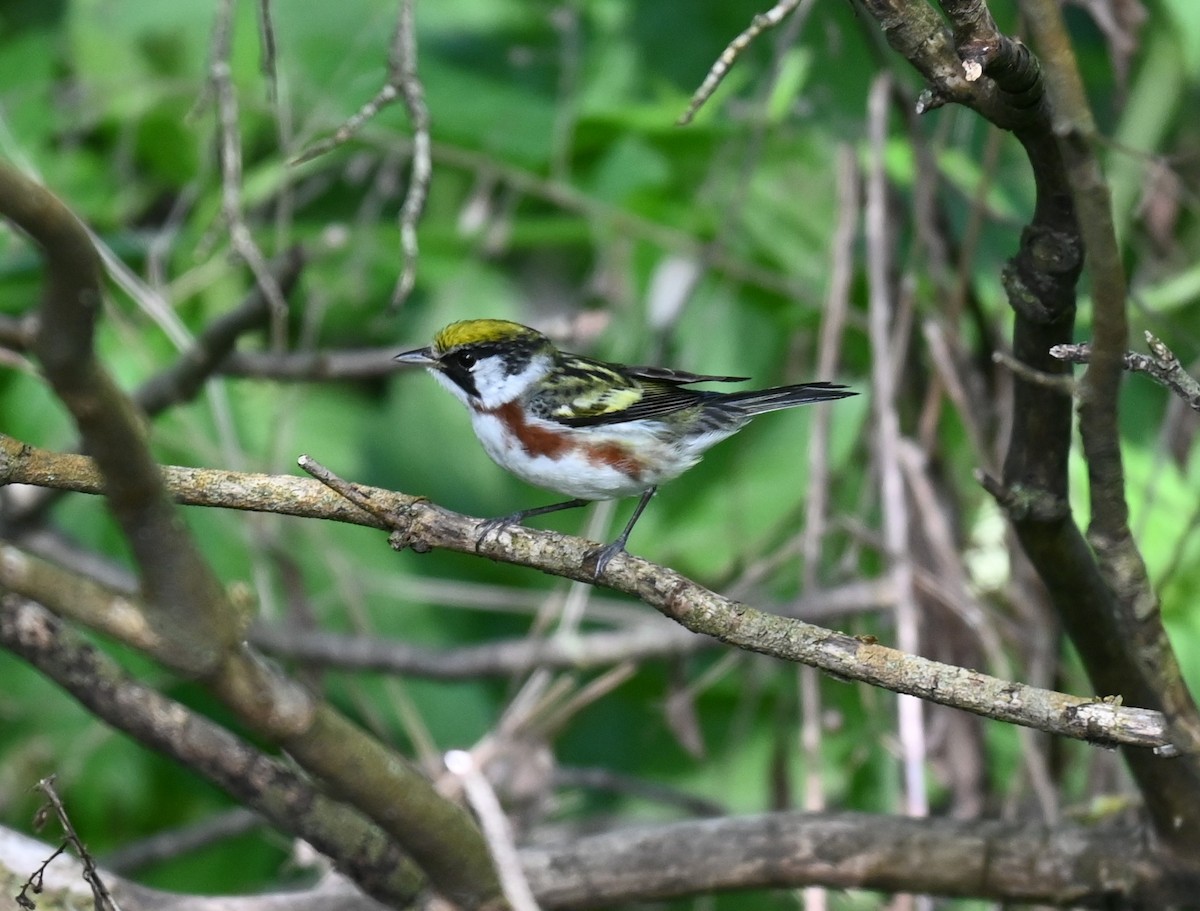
395, 319, 855, 575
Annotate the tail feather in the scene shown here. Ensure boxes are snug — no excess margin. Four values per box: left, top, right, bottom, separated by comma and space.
719, 381, 857, 416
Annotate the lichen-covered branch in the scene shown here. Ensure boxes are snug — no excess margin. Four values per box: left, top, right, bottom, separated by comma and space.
0, 162, 504, 910
0, 596, 426, 909
0, 434, 1173, 752
1051, 333, 1200, 412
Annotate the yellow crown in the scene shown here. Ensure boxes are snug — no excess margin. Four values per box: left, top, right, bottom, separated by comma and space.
433, 319, 545, 353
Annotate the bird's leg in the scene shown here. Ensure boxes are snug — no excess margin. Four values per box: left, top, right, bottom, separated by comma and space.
589, 486, 657, 578
475, 498, 590, 549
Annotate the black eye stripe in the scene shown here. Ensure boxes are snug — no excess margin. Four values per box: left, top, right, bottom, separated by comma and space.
447, 343, 534, 372
440, 357, 479, 397
436, 340, 540, 399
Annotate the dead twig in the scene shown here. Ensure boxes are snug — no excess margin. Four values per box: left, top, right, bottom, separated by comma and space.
23, 776, 121, 911
291, 0, 430, 307
1051, 332, 1200, 411
677, 0, 808, 126
992, 349, 1077, 394
210, 0, 290, 346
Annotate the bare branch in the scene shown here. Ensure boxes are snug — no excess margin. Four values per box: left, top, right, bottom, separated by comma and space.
256, 0, 280, 106
0, 163, 502, 908
1, 248, 305, 533
102, 809, 261, 874
252, 621, 699, 677
1051, 332, 1200, 411
677, 0, 811, 126
210, 0, 290, 341
0, 596, 425, 908
249, 580, 889, 680
854, 0, 1200, 853
865, 72, 928, 817
0, 162, 230, 675
0, 436, 1176, 752
992, 349, 1076, 393
388, 0, 431, 307
290, 0, 430, 307
446, 750, 542, 911
27, 776, 122, 911
146, 249, 306, 409
1, 805, 1182, 909
1, 822, 387, 911
1020, 0, 1200, 845
521, 811, 1160, 907
221, 346, 400, 380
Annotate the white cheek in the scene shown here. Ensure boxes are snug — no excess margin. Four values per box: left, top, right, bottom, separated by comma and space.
471, 355, 551, 409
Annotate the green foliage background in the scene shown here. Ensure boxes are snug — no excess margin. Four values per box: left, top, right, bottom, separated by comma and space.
1, 0, 1199, 906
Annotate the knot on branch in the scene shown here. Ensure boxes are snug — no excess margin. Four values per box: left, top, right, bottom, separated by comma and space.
977, 38, 1044, 115
1001, 225, 1082, 324
978, 474, 1070, 523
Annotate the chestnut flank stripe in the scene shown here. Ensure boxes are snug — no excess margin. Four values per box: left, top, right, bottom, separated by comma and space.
488, 402, 644, 482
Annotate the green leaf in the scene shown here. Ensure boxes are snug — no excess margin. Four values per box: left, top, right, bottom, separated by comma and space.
1162, 0, 1200, 76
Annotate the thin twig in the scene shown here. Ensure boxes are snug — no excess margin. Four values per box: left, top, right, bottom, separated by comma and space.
1050, 332, 1200, 411
677, 0, 806, 126
387, 0, 430, 307
28, 776, 122, 911
993, 349, 1077, 393
210, 0, 289, 345
445, 750, 543, 911
247, 579, 894, 679
796, 142, 857, 911
866, 72, 928, 820
298, 452, 400, 528
289, 0, 430, 307
256, 0, 279, 107
102, 809, 262, 873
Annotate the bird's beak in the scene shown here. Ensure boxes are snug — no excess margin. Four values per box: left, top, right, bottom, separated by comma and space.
393, 346, 439, 367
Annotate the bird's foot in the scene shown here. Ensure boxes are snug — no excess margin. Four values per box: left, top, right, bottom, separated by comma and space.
584, 487, 655, 579
474, 499, 590, 552
475, 512, 522, 551
586, 538, 629, 579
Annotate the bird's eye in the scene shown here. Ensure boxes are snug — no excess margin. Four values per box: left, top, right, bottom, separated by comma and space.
456, 351, 477, 370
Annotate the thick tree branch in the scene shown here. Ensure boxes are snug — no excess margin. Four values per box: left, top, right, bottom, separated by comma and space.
1, 809, 1188, 909
522, 811, 1167, 908
0, 596, 425, 909
0, 162, 230, 673
851, 0, 1200, 850
0, 435, 1173, 752
0, 163, 503, 910
1019, 0, 1200, 846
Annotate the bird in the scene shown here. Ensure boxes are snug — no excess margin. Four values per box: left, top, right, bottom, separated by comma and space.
394, 319, 856, 576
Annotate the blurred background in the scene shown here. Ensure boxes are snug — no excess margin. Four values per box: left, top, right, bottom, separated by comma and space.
0, 0, 1198, 906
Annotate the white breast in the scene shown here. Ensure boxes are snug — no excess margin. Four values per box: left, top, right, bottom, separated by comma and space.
468, 411, 697, 500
